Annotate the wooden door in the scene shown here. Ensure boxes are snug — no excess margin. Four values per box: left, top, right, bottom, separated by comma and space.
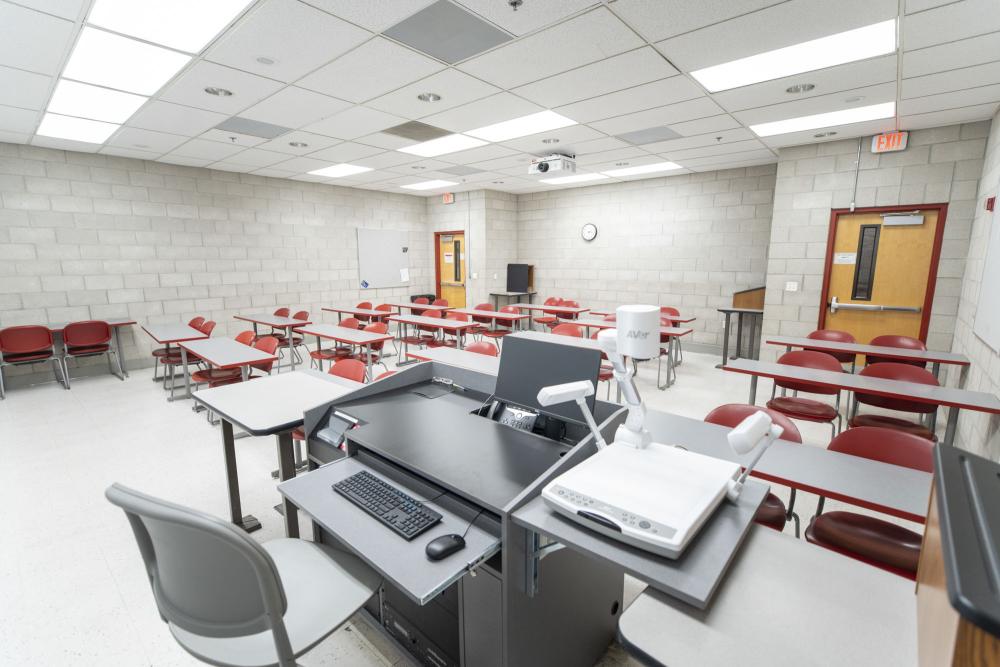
820, 206, 946, 343
436, 231, 466, 308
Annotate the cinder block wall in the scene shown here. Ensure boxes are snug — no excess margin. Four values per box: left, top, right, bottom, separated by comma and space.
0, 143, 431, 378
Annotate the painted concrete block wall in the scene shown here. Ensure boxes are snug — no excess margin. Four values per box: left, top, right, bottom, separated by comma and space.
951, 110, 1000, 460
516, 166, 776, 348
484, 190, 519, 305
0, 142, 430, 377
760, 122, 990, 361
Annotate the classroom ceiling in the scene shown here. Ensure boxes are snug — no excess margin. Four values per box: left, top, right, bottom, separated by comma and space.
1, 0, 999, 195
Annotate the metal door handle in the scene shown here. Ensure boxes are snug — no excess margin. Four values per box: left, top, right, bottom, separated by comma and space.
440, 281, 465, 287
829, 296, 921, 314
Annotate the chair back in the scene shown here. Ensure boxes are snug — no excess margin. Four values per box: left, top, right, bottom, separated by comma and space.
660, 306, 679, 326
774, 350, 842, 395
659, 317, 674, 343
827, 427, 934, 472
867, 334, 927, 367
418, 309, 443, 333
466, 341, 499, 357
235, 331, 255, 346
63, 320, 111, 348
188, 317, 205, 329
291, 310, 308, 321
412, 297, 429, 316
375, 370, 396, 381
500, 305, 520, 314
340, 317, 361, 330
0, 325, 53, 357
363, 323, 389, 352
561, 300, 580, 319
330, 359, 367, 383
447, 312, 469, 322
856, 363, 939, 414
603, 314, 617, 322
806, 329, 857, 364
372, 304, 393, 323
432, 298, 448, 307
704, 404, 803, 443
355, 302, 373, 322
199, 320, 216, 336
273, 307, 290, 317
250, 336, 279, 373
104, 484, 293, 656
551, 323, 582, 338
541, 297, 563, 316
472, 302, 495, 325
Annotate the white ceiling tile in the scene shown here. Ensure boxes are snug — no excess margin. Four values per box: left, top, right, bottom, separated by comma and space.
99, 145, 161, 160
711, 55, 899, 113
199, 128, 266, 147
459, 7, 644, 89
898, 84, 1000, 115
574, 146, 653, 165
686, 156, 776, 172
332, 169, 396, 183
639, 127, 756, 154
440, 143, 519, 165
255, 130, 340, 154
471, 154, 529, 171
903, 32, 1000, 78
297, 37, 444, 104
902, 61, 1000, 99
206, 0, 371, 83
158, 61, 284, 115
610, 0, 785, 42
31, 135, 100, 152
418, 92, 542, 133
453, 0, 599, 36
498, 124, 604, 154
208, 161, 253, 173
13, 0, 86, 20
251, 166, 298, 177
0, 130, 30, 143
667, 138, 770, 160
589, 96, 726, 136
385, 158, 454, 174
903, 0, 1000, 50
127, 101, 228, 136
270, 155, 333, 172
218, 147, 288, 167
349, 150, 419, 169
0, 104, 40, 133
512, 47, 678, 109
900, 102, 1000, 129
300, 0, 436, 32
730, 82, 897, 125
904, 0, 955, 12
354, 132, 418, 150
0, 65, 51, 110
107, 127, 187, 152
556, 76, 704, 124
240, 87, 351, 128
668, 114, 742, 136
760, 118, 897, 148
570, 136, 632, 155
287, 172, 330, 182
655, 0, 898, 71
306, 141, 384, 162
0, 3, 75, 75
156, 154, 214, 167
677, 148, 776, 167
303, 105, 408, 139
172, 138, 245, 160
366, 69, 501, 120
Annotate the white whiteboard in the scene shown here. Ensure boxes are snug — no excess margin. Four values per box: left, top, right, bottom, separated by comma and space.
357, 228, 410, 289
973, 207, 1000, 352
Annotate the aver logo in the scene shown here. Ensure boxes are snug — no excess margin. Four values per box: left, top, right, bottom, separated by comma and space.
625, 330, 649, 339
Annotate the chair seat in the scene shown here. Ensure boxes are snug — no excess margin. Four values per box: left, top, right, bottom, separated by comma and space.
598, 365, 614, 382
806, 511, 922, 577
309, 348, 347, 361
482, 329, 510, 339
151, 347, 170, 357
191, 368, 242, 384
66, 344, 110, 356
766, 396, 838, 422
2, 350, 54, 363
291, 426, 305, 441
850, 414, 936, 441
534, 316, 557, 325
169, 538, 380, 667
353, 351, 382, 362
753, 493, 787, 531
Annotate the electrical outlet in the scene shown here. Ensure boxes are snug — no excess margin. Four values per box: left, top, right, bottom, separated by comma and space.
785, 281, 799, 292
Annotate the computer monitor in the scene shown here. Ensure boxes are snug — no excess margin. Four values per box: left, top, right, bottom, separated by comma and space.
494, 335, 601, 425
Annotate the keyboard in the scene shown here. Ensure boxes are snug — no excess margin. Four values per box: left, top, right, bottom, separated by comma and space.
333, 470, 443, 540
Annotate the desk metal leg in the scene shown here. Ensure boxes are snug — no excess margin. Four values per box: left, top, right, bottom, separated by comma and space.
168, 347, 192, 402
286, 325, 295, 371
112, 327, 128, 379
748, 376, 758, 405
275, 431, 299, 538
222, 419, 260, 533
944, 408, 960, 446
717, 312, 732, 368
735, 313, 744, 359
960, 363, 969, 389
397, 323, 419, 366
364, 342, 372, 380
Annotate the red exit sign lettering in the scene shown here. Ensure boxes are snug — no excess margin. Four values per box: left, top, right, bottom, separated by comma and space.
871, 131, 908, 153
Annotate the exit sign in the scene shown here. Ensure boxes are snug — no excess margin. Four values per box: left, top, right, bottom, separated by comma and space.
871, 131, 908, 153
442, 192, 455, 204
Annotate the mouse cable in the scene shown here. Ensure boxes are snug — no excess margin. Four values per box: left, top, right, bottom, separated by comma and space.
461, 508, 486, 539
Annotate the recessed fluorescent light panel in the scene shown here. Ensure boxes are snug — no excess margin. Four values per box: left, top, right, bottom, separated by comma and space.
400, 179, 458, 190
88, 0, 252, 53
63, 27, 191, 95
602, 161, 683, 177
750, 101, 896, 137
47, 80, 147, 124
539, 173, 610, 185
397, 134, 486, 157
308, 163, 373, 178
37, 113, 120, 144
467, 110, 577, 142
691, 20, 897, 92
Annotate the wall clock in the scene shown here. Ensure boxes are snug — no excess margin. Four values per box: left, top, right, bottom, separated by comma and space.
581, 223, 598, 242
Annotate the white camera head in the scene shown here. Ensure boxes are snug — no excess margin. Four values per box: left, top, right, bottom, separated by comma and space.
536, 380, 595, 407
727, 411, 782, 455
614, 305, 660, 359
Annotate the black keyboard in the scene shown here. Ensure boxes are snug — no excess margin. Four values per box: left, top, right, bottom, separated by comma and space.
333, 470, 443, 540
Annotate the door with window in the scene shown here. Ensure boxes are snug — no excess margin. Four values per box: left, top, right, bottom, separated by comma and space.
436, 231, 466, 308
819, 205, 946, 343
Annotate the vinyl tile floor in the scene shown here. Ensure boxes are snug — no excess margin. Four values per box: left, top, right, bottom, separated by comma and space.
0, 344, 927, 666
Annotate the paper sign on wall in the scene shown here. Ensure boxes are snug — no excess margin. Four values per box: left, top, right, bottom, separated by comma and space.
834, 252, 857, 265
400, 268, 409, 282
444, 253, 454, 264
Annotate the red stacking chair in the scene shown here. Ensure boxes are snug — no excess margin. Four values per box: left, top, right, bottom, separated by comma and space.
276, 309, 309, 365
661, 306, 684, 364
704, 404, 804, 535
849, 362, 939, 441
469, 302, 495, 338
591, 332, 615, 399
867, 334, 927, 367
481, 306, 520, 343
766, 350, 844, 438
151, 316, 203, 380
191, 332, 253, 390
412, 296, 429, 316
431, 312, 468, 348
559, 300, 581, 323
353, 322, 390, 376
806, 427, 933, 579
807, 329, 857, 369
291, 360, 368, 443
62, 320, 120, 387
309, 317, 360, 369
551, 323, 583, 338
235, 331, 255, 345
247, 336, 280, 377
534, 297, 563, 328
355, 301, 373, 323
432, 298, 448, 307
372, 303, 393, 322
0, 325, 67, 397
658, 316, 679, 389
466, 341, 498, 356
267, 307, 291, 338
417, 309, 444, 347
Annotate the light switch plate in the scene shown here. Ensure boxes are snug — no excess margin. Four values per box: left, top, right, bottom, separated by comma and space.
472, 272, 479, 279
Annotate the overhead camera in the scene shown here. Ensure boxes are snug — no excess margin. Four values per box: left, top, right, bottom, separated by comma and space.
529, 154, 576, 176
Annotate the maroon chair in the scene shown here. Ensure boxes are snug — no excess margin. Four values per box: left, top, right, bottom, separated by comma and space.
558, 300, 581, 324
62, 320, 120, 387
309, 317, 360, 369
806, 427, 934, 579
355, 301, 373, 323
412, 296, 430, 316
291, 360, 368, 441
267, 307, 291, 338
661, 306, 685, 364
277, 309, 309, 365
247, 336, 280, 377
235, 331, 255, 346
766, 350, 844, 437
431, 298, 448, 307
849, 362, 939, 441
466, 341, 498, 357
352, 322, 390, 376
481, 306, 521, 343
469, 302, 495, 338
551, 323, 583, 338
704, 404, 804, 535
417, 309, 444, 346
191, 332, 252, 390
0, 325, 66, 397
152, 316, 203, 360
867, 334, 927, 367
534, 297, 563, 328
807, 329, 857, 368
431, 312, 469, 348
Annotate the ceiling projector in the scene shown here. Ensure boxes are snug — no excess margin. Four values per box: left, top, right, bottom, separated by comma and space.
529, 154, 576, 176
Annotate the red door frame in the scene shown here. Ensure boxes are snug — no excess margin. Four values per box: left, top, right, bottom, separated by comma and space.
817, 203, 949, 342
433, 230, 465, 299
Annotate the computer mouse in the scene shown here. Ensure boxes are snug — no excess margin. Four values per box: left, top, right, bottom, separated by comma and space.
425, 534, 466, 561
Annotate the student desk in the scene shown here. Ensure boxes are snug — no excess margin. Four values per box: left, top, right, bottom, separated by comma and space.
716, 307, 764, 367
406, 346, 501, 375
233, 313, 311, 371
141, 323, 209, 396
516, 303, 589, 329
724, 358, 1000, 447
489, 290, 536, 308
192, 370, 362, 535
296, 323, 393, 378
449, 307, 529, 331
388, 313, 477, 363
321, 305, 389, 323
176, 337, 277, 400
49, 318, 135, 379
589, 309, 697, 323
381, 300, 453, 314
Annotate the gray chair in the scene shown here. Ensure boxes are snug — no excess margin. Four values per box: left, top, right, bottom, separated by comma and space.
105, 483, 381, 667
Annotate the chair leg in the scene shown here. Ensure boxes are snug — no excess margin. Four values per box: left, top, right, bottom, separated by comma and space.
62, 356, 72, 388
50, 357, 67, 389
815, 496, 826, 517
790, 512, 801, 538
0, 365, 5, 399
